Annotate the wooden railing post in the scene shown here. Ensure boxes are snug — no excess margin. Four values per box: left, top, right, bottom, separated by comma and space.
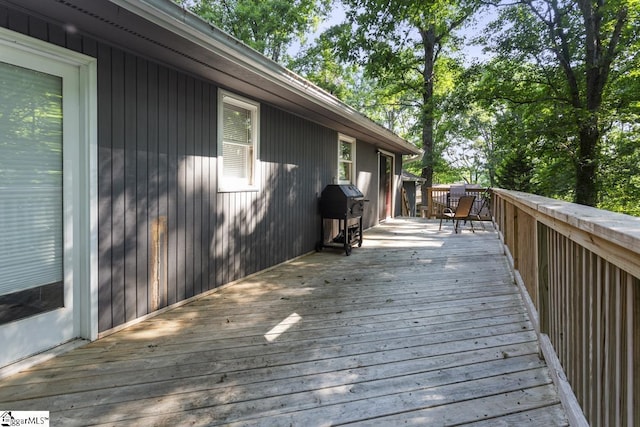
537, 222, 549, 335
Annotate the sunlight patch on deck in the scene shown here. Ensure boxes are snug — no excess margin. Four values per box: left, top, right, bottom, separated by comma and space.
264, 312, 302, 342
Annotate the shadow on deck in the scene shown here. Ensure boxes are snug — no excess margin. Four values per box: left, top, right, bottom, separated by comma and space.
0, 219, 568, 426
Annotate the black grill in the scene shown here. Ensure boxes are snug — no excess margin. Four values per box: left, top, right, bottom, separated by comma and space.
316, 184, 366, 255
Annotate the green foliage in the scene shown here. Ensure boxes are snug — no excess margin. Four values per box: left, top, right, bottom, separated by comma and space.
177, 0, 330, 63
598, 123, 640, 216
478, 0, 639, 206
288, 25, 358, 100
495, 146, 535, 193
333, 0, 482, 188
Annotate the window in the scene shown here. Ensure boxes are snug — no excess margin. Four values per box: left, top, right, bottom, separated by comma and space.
218, 90, 260, 192
338, 134, 356, 184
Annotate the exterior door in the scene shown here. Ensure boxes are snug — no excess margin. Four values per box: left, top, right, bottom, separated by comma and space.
0, 29, 97, 368
379, 153, 393, 221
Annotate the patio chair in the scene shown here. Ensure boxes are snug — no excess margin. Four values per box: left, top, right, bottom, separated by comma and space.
471, 188, 492, 230
439, 195, 476, 233
447, 184, 467, 211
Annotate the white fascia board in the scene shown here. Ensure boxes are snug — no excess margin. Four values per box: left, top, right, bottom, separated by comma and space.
109, 0, 421, 156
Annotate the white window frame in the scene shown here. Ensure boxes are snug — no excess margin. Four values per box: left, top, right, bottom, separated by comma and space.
0, 27, 98, 368
338, 134, 356, 184
217, 89, 260, 192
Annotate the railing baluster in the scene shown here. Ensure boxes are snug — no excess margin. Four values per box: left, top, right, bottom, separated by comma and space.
492, 189, 640, 427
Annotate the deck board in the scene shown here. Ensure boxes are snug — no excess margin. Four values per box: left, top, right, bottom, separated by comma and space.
0, 219, 568, 426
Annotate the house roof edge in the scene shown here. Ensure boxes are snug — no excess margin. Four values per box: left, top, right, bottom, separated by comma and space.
109, 0, 421, 156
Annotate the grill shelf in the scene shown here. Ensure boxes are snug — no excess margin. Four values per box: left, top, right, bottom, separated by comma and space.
316, 184, 367, 256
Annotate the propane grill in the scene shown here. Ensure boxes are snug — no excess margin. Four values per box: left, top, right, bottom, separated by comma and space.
316, 184, 366, 255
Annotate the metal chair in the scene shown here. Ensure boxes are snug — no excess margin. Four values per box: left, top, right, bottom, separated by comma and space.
447, 184, 467, 211
439, 195, 476, 233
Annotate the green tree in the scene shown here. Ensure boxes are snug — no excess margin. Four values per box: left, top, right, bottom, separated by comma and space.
178, 0, 330, 63
334, 0, 481, 197
598, 122, 640, 216
291, 23, 424, 143
484, 0, 638, 206
289, 25, 358, 100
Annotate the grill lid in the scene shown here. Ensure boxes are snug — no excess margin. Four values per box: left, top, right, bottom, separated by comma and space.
321, 184, 364, 199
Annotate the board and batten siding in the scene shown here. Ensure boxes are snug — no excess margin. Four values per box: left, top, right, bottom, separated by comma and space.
97, 48, 339, 332
0, 6, 388, 335
355, 143, 379, 229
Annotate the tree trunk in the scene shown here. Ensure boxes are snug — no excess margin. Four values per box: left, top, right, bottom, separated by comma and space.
575, 123, 599, 206
420, 26, 436, 206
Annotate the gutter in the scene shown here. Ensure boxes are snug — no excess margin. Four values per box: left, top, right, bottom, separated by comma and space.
109, 0, 422, 156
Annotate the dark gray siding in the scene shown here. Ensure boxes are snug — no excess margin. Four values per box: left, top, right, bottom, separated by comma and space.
356, 141, 380, 229
395, 153, 404, 217
95, 50, 338, 331
1, 6, 388, 334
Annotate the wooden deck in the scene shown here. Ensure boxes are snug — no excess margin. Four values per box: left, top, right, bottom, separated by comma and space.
0, 219, 568, 426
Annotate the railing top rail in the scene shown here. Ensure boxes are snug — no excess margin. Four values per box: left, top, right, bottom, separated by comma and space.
493, 188, 640, 258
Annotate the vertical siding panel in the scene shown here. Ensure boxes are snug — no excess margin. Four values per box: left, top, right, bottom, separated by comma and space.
82, 37, 97, 58
298, 119, 306, 255
136, 57, 149, 317
266, 108, 274, 265
279, 109, 287, 262
300, 121, 308, 251
206, 84, 214, 289
215, 191, 224, 287
176, 74, 187, 301
0, 6, 8, 27
166, 69, 179, 305
235, 191, 241, 278
277, 109, 285, 264
283, 111, 291, 259
97, 44, 113, 332
234, 191, 240, 280
231, 192, 238, 281
184, 77, 195, 298
292, 118, 299, 256
193, 80, 203, 296
261, 109, 269, 271
157, 66, 169, 308
147, 62, 160, 310
273, 109, 280, 262
256, 112, 265, 273
110, 49, 126, 327
240, 190, 246, 277
27, 15, 47, 41
222, 192, 230, 285
7, 8, 27, 33
124, 52, 138, 322
197, 80, 205, 294
46, 22, 65, 47
65, 31, 83, 53
209, 86, 218, 289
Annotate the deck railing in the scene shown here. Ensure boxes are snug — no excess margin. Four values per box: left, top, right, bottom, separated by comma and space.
492, 189, 640, 427
424, 186, 491, 219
